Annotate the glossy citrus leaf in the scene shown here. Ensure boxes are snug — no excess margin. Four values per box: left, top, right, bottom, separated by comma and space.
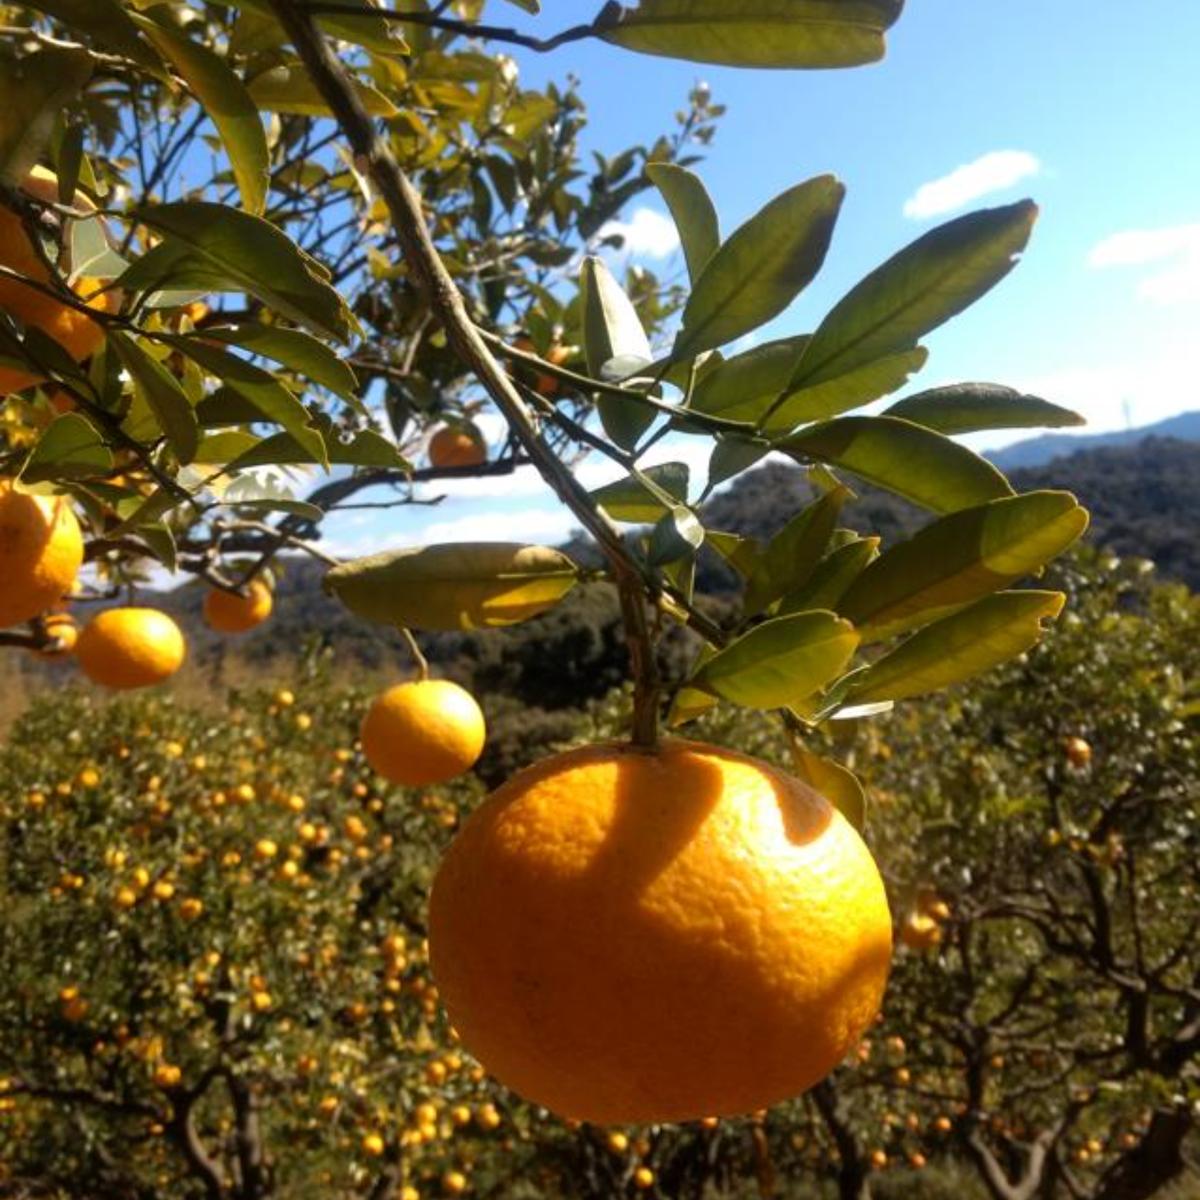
667, 685, 720, 726
788, 201, 1037, 389
133, 203, 356, 342
884, 383, 1085, 435
674, 176, 843, 358
247, 66, 398, 118
706, 530, 763, 580
839, 491, 1089, 640
165, 336, 328, 467
134, 14, 269, 215
108, 333, 199, 465
647, 505, 705, 565
848, 590, 1066, 703
706, 437, 770, 490
689, 335, 810, 421
25, 0, 163, 70
21, 413, 113, 482
597, 0, 903, 68
581, 256, 655, 449
761, 346, 928, 433
324, 544, 579, 631
693, 611, 859, 709
0, 48, 92, 186
778, 536, 880, 614
203, 324, 359, 402
590, 462, 690, 523
646, 162, 720, 283
780, 415, 1012, 513
789, 743, 866, 830
744, 486, 848, 613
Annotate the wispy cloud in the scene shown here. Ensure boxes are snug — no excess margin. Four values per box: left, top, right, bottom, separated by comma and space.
1087, 223, 1200, 304
598, 206, 680, 259
903, 151, 1040, 219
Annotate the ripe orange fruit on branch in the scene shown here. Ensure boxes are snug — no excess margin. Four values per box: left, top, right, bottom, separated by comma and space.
203, 579, 273, 633
899, 910, 942, 951
362, 679, 486, 786
0, 166, 118, 396
1064, 735, 1092, 768
0, 479, 83, 627
76, 608, 186, 690
34, 611, 78, 659
429, 739, 892, 1123
429, 424, 487, 470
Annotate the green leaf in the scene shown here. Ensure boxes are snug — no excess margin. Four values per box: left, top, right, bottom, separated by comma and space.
227, 426, 407, 471
234, 0, 407, 54
132, 202, 355, 342
848, 590, 1066, 703
780, 415, 1013, 513
108, 333, 200, 465
789, 744, 866, 831
324, 543, 579, 631
689, 335, 810, 421
590, 462, 690, 523
668, 686, 720, 726
21, 413, 113, 482
647, 505, 705, 566
0, 48, 92, 186
25, 0, 163, 70
706, 437, 769, 490
788, 201, 1037, 389
778, 536, 879, 614
645, 162, 719, 283
839, 491, 1089, 640
674, 176, 844, 359
761, 346, 928, 433
163, 335, 328, 467
598, 0, 903, 68
706, 530, 763, 580
134, 14, 269, 215
884, 383, 1085, 435
581, 255, 652, 376
247, 66, 398, 118
694, 610, 859, 709
581, 256, 655, 449
744, 485, 847, 613
202, 325, 359, 402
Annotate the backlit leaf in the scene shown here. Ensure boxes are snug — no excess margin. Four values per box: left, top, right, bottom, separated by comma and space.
646, 162, 719, 282
848, 590, 1066, 702
694, 610, 859, 708
839, 491, 1089, 640
674, 176, 843, 358
598, 0, 903, 68
780, 415, 1012, 513
788, 201, 1037, 389
884, 383, 1084, 435
324, 543, 579, 631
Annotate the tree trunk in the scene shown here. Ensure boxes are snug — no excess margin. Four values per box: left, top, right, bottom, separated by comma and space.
1092, 1107, 1192, 1200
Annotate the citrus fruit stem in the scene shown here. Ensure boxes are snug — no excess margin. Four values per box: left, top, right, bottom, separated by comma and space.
399, 625, 430, 682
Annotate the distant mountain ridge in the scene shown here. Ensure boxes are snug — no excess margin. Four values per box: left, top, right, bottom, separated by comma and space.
989, 410, 1200, 470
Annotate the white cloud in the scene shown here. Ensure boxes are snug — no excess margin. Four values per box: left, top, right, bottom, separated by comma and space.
1087, 223, 1200, 305
597, 206, 680, 260
903, 151, 1040, 219
420, 508, 578, 545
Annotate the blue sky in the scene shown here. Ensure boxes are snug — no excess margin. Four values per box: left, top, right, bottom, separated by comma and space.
316, 0, 1200, 559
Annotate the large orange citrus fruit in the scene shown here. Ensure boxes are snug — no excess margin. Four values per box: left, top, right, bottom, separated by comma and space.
429, 739, 892, 1124
0, 166, 118, 396
361, 679, 485, 786
0, 479, 83, 627
428, 425, 487, 470
76, 607, 186, 690
203, 580, 273, 633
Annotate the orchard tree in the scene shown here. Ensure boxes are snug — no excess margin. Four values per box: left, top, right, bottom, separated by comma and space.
0, 1, 1118, 1198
